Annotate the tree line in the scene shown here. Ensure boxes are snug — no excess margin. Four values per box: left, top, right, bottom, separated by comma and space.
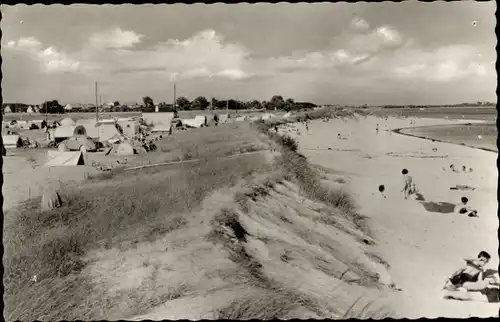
142, 95, 318, 112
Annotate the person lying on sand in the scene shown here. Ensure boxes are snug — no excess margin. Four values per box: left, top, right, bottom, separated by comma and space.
454, 197, 478, 217
401, 169, 416, 199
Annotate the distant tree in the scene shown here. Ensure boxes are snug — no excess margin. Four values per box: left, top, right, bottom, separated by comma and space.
114, 101, 120, 107
248, 100, 262, 110
158, 102, 175, 112
262, 101, 274, 110
176, 96, 191, 110
285, 98, 295, 112
270, 95, 285, 110
191, 96, 210, 110
142, 96, 154, 109
42, 100, 64, 114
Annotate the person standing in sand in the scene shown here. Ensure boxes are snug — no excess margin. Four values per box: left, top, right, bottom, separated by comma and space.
401, 169, 415, 199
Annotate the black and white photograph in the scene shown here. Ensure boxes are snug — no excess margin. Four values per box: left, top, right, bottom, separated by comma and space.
1, 2, 498, 320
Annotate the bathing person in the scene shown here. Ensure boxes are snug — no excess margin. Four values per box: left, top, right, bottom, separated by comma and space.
401, 169, 415, 199
454, 197, 478, 217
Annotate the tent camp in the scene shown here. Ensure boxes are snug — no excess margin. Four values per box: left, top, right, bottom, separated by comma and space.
60, 117, 76, 126
45, 150, 85, 167
2, 134, 22, 149
64, 104, 72, 111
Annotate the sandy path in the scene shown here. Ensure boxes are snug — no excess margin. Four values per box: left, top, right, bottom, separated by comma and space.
285, 115, 498, 318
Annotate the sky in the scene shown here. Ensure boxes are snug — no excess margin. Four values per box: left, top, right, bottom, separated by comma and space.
1, 2, 497, 105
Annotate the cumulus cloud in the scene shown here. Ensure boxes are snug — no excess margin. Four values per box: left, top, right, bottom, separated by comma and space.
89, 27, 144, 49
351, 17, 370, 31
4, 37, 81, 73
84, 29, 253, 81
389, 44, 492, 82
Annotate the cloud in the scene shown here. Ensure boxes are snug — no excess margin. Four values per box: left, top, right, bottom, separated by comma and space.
89, 27, 144, 49
4, 37, 81, 73
389, 44, 492, 82
351, 17, 370, 31
84, 29, 253, 81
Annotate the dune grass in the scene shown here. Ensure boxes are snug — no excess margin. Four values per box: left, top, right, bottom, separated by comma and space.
3, 124, 274, 321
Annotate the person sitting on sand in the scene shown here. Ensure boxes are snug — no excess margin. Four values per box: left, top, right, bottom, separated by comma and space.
401, 169, 415, 199
454, 197, 478, 217
444, 251, 491, 291
442, 252, 499, 302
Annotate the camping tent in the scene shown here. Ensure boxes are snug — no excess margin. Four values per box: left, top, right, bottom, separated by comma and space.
96, 123, 121, 142
54, 125, 77, 141
17, 121, 29, 129
27, 106, 34, 113
30, 120, 44, 128
151, 123, 171, 133
142, 112, 174, 126
115, 142, 135, 156
45, 150, 85, 166
235, 116, 246, 122
182, 115, 207, 128
117, 120, 137, 137
4, 106, 12, 113
218, 114, 229, 124
60, 117, 76, 126
64, 104, 72, 111
2, 134, 22, 149
283, 112, 292, 118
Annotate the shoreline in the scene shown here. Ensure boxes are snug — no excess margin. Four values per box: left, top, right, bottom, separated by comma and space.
392, 123, 497, 154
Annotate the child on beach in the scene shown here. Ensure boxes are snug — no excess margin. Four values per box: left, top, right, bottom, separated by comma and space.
401, 169, 416, 199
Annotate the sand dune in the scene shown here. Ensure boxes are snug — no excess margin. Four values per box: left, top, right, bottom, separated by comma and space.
286, 115, 498, 318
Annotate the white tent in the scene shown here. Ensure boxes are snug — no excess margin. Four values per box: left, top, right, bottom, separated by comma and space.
182, 115, 207, 128
117, 120, 137, 137
2, 134, 22, 149
151, 123, 171, 133
235, 116, 247, 122
17, 120, 29, 129
218, 114, 229, 124
142, 112, 174, 126
54, 125, 77, 139
96, 123, 121, 142
27, 106, 34, 113
45, 151, 85, 167
283, 112, 292, 118
64, 104, 73, 111
60, 117, 76, 126
4, 105, 12, 113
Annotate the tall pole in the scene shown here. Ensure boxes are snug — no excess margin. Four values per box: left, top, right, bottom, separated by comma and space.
173, 81, 177, 111
95, 81, 98, 121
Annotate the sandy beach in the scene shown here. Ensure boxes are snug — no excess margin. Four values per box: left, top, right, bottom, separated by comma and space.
282, 115, 498, 318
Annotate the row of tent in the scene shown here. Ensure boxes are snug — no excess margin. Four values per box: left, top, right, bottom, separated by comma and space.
53, 117, 137, 143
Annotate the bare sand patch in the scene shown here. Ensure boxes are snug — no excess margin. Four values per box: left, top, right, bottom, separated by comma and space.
291, 115, 498, 318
